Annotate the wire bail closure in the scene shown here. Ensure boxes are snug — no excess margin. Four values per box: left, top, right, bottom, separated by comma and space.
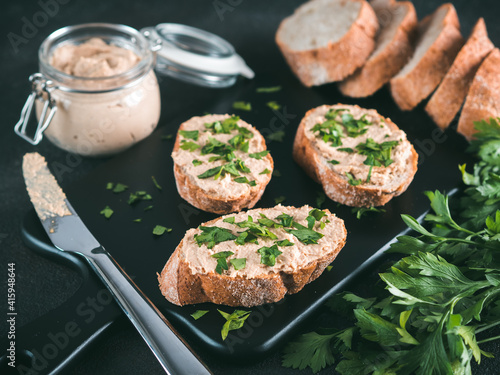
14, 73, 57, 145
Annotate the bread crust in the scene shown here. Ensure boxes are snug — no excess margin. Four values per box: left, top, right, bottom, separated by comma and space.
275, 0, 379, 87
293, 104, 418, 207
390, 3, 464, 111
457, 48, 500, 140
338, 0, 417, 97
425, 18, 494, 130
172, 117, 273, 214
158, 207, 347, 307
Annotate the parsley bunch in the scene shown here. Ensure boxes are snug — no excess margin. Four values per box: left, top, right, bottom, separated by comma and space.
282, 118, 500, 374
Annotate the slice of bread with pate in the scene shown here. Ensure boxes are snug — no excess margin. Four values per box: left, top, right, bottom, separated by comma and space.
172, 114, 273, 214
158, 205, 347, 307
425, 18, 494, 130
275, 0, 379, 87
338, 0, 417, 98
457, 49, 500, 140
293, 104, 418, 207
390, 3, 464, 111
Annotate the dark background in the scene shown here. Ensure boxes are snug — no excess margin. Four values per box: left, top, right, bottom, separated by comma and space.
1, 0, 500, 374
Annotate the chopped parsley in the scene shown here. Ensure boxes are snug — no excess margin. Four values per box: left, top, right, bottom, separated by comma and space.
143, 205, 153, 211
256, 86, 281, 93
235, 215, 278, 241
275, 239, 294, 247
341, 113, 371, 137
218, 309, 251, 340
211, 251, 234, 274
192, 159, 203, 166
205, 116, 240, 134
234, 176, 257, 186
180, 141, 200, 152
128, 191, 152, 205
285, 221, 324, 245
267, 101, 281, 110
232, 101, 252, 111
151, 175, 162, 191
345, 172, 362, 186
194, 226, 237, 249
133, 218, 142, 223
351, 206, 386, 219
257, 244, 283, 267
260, 168, 271, 175
274, 196, 286, 204
230, 258, 246, 270
338, 147, 354, 153
356, 138, 399, 168
106, 182, 114, 190
249, 150, 269, 160
178, 130, 199, 141
190, 310, 209, 320
275, 213, 294, 227
153, 225, 172, 236
266, 130, 285, 142
223, 217, 235, 224
100, 206, 113, 219
111, 183, 128, 193
328, 160, 340, 165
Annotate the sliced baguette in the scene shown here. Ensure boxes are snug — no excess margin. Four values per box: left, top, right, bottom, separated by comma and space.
275, 0, 379, 87
390, 3, 464, 111
338, 0, 417, 97
457, 49, 500, 140
171, 114, 273, 214
293, 104, 418, 207
158, 205, 347, 307
425, 18, 494, 130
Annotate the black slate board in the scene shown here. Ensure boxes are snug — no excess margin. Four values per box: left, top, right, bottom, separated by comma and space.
20, 64, 474, 361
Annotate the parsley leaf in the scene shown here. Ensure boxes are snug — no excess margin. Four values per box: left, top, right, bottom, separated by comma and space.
230, 258, 246, 270
257, 244, 283, 266
111, 183, 128, 193
153, 225, 171, 236
232, 101, 252, 111
151, 175, 162, 191
256, 86, 281, 93
179, 130, 199, 141
218, 309, 251, 340
275, 239, 294, 247
100, 206, 113, 219
249, 150, 269, 160
180, 141, 200, 151
211, 251, 234, 274
194, 226, 237, 249
285, 222, 324, 244
352, 206, 386, 219
267, 101, 281, 110
190, 310, 209, 320
260, 168, 271, 175
345, 172, 362, 186
192, 159, 203, 166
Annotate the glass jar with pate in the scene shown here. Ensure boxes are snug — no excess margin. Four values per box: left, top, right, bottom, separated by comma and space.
15, 22, 254, 156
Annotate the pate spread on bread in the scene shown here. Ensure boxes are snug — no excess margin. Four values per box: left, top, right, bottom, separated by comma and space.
172, 114, 273, 214
158, 205, 347, 307
293, 104, 418, 207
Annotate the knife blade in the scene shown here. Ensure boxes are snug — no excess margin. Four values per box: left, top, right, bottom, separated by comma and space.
22, 152, 212, 375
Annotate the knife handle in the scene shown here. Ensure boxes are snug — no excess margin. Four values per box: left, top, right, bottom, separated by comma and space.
83, 247, 212, 375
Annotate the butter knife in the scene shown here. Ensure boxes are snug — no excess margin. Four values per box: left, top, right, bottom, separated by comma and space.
22, 152, 212, 375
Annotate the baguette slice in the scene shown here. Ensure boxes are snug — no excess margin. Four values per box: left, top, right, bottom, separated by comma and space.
158, 205, 347, 307
338, 0, 417, 97
426, 18, 494, 130
275, 0, 379, 87
171, 114, 273, 214
293, 104, 418, 207
390, 3, 464, 111
457, 49, 500, 140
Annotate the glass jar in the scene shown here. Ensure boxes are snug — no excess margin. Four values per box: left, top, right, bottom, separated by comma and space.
18, 23, 161, 157
15, 22, 254, 156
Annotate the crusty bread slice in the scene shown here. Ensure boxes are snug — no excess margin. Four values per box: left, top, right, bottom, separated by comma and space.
158, 205, 347, 307
457, 48, 500, 140
338, 0, 417, 97
293, 104, 418, 207
171, 114, 273, 214
275, 0, 379, 87
426, 18, 494, 130
390, 3, 464, 111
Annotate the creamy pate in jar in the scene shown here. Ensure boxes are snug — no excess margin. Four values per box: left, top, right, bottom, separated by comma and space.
35, 24, 161, 156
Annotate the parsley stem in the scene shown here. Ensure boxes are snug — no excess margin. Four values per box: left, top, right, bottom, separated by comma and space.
477, 334, 500, 345
476, 319, 500, 334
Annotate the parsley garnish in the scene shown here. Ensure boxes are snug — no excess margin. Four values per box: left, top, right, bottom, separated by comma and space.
351, 206, 386, 219
230, 258, 246, 270
267, 131, 285, 142
232, 101, 252, 111
275, 213, 294, 227
205, 116, 240, 134
100, 206, 113, 219
341, 113, 370, 137
190, 310, 209, 320
128, 191, 152, 205
180, 141, 200, 151
256, 86, 281, 93
218, 309, 251, 340
194, 226, 237, 249
249, 150, 269, 160
275, 239, 294, 247
151, 176, 162, 191
257, 244, 283, 267
235, 215, 278, 241
328, 160, 340, 165
152, 225, 171, 236
285, 221, 324, 244
260, 168, 271, 175
110, 183, 128, 193
211, 251, 234, 274
234, 176, 256, 186
338, 147, 354, 153
267, 101, 281, 110
192, 159, 202, 166
179, 130, 199, 141
356, 138, 399, 168
345, 172, 362, 186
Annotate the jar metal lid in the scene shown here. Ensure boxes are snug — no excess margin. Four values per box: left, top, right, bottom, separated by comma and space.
142, 23, 254, 88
